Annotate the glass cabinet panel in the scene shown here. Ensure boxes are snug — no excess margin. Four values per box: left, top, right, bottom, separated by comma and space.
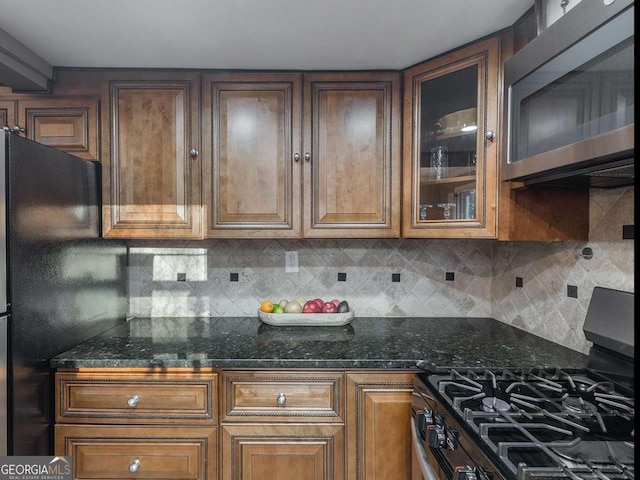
403, 36, 499, 238
418, 65, 479, 221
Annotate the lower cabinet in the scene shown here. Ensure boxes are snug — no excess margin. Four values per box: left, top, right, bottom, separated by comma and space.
346, 371, 415, 480
54, 369, 218, 479
55, 425, 218, 480
54, 368, 415, 480
221, 424, 344, 480
220, 370, 345, 480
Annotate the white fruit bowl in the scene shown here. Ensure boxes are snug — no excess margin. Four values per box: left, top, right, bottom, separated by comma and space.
258, 309, 354, 327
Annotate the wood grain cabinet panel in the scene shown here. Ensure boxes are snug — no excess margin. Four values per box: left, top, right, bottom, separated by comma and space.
221, 370, 344, 422
303, 72, 401, 238
0, 100, 16, 128
203, 71, 400, 239
102, 72, 201, 238
17, 97, 99, 160
346, 371, 415, 480
402, 37, 500, 238
203, 73, 302, 237
55, 425, 217, 480
56, 371, 217, 424
221, 424, 344, 480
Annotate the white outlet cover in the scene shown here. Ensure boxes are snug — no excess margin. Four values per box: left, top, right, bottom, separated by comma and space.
285, 251, 299, 273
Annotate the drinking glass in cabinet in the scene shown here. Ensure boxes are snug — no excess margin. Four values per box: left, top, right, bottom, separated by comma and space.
419, 204, 433, 220
437, 202, 457, 220
429, 146, 449, 180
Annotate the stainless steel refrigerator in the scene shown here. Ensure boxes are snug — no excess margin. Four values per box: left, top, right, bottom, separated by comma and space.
0, 130, 128, 455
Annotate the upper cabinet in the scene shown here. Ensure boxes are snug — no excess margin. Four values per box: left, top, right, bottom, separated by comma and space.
101, 72, 202, 239
0, 100, 16, 129
402, 37, 500, 238
203, 71, 401, 239
0, 97, 98, 161
203, 73, 303, 238
303, 72, 401, 238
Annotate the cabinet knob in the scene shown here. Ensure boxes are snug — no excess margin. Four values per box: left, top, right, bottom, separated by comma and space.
293, 153, 301, 163
129, 459, 141, 473
127, 394, 140, 407
190, 147, 199, 157
2, 125, 25, 135
277, 393, 287, 406
304, 152, 311, 162
485, 130, 495, 141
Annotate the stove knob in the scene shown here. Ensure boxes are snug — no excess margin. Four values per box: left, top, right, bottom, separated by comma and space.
416, 409, 434, 435
454, 466, 478, 480
426, 424, 446, 449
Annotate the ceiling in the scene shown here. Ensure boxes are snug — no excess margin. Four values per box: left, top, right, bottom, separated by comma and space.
0, 0, 533, 72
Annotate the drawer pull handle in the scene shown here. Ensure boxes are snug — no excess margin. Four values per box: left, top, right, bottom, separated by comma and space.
127, 395, 140, 407
277, 393, 287, 406
129, 459, 141, 473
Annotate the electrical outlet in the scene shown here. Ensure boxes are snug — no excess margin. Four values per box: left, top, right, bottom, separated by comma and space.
285, 251, 299, 273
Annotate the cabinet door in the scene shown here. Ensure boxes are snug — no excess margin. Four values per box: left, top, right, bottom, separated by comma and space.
0, 100, 15, 128
303, 72, 401, 238
403, 37, 499, 238
17, 97, 99, 161
203, 73, 302, 238
346, 371, 415, 480
102, 72, 201, 238
222, 424, 344, 480
55, 425, 217, 479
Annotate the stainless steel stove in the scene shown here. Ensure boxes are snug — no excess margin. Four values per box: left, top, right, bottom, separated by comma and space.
411, 287, 634, 480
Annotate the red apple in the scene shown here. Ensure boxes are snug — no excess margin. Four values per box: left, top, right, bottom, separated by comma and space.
322, 302, 338, 313
303, 300, 321, 313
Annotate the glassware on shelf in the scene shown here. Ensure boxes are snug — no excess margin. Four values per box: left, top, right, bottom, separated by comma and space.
466, 151, 477, 175
437, 202, 457, 220
429, 146, 449, 180
419, 204, 432, 220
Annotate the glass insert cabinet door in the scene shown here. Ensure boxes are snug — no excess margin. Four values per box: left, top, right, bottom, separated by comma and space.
402, 37, 499, 238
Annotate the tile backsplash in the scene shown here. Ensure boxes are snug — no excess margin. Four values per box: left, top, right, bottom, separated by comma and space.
127, 187, 634, 353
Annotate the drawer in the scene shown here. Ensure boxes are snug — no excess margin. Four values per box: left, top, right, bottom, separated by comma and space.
221, 371, 344, 422
56, 371, 217, 424
55, 425, 217, 479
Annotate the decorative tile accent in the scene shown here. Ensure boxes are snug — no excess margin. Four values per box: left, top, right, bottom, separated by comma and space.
127, 187, 634, 353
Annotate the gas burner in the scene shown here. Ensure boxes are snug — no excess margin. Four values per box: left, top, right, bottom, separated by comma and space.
551, 441, 635, 468
562, 396, 598, 415
482, 397, 511, 412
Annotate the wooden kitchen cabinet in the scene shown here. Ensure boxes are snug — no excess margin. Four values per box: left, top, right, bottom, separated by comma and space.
54, 369, 218, 479
54, 367, 418, 480
202, 71, 401, 239
346, 371, 415, 480
220, 370, 345, 480
222, 424, 344, 480
0, 97, 98, 160
55, 425, 218, 480
203, 73, 303, 237
402, 37, 500, 238
0, 100, 16, 128
101, 71, 202, 238
303, 72, 401, 238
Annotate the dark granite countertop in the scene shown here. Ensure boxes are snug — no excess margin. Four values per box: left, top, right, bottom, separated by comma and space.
50, 316, 589, 370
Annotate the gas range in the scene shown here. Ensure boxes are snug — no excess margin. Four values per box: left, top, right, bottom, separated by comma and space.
413, 366, 634, 480
411, 287, 635, 480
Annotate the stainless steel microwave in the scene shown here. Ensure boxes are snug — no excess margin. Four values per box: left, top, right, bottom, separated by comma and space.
503, 0, 634, 187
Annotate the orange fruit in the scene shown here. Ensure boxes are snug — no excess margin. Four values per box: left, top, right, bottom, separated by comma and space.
260, 300, 274, 313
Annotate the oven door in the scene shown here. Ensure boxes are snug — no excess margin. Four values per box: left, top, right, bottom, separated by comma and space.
411, 419, 439, 480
